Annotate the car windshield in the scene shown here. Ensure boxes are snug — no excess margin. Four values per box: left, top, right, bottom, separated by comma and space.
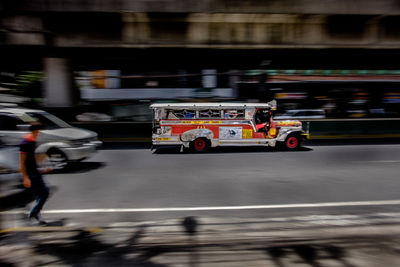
25, 112, 71, 129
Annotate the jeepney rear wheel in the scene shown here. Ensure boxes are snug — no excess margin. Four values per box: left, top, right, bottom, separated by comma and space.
191, 138, 210, 152
285, 134, 301, 150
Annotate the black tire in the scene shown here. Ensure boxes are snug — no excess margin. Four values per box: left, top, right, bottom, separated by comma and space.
46, 148, 68, 170
190, 138, 210, 152
284, 134, 301, 150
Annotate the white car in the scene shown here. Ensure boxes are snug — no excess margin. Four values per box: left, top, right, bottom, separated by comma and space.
0, 146, 22, 201
0, 106, 102, 170
274, 109, 326, 120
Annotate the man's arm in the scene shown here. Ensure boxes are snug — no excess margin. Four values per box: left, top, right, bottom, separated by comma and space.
35, 152, 53, 174
20, 152, 31, 188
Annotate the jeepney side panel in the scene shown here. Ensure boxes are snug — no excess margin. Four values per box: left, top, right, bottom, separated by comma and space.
167, 121, 222, 138
161, 120, 260, 140
153, 105, 272, 146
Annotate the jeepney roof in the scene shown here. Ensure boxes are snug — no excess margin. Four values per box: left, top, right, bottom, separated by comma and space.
150, 102, 275, 110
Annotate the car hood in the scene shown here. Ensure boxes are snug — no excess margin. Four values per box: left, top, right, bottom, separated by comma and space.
40, 127, 97, 141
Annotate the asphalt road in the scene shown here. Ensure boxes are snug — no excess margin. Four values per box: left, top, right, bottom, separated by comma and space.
2, 142, 400, 266
2, 142, 395, 226
1, 142, 399, 221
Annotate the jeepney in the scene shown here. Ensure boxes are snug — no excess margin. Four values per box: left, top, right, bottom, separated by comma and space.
150, 101, 308, 152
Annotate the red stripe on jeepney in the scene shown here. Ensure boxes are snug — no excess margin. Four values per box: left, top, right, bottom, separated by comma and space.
160, 121, 255, 139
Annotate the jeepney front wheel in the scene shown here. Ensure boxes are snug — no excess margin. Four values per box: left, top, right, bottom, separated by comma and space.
285, 134, 301, 150
191, 138, 210, 152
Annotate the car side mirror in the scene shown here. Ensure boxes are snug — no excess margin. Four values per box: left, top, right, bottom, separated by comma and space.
17, 124, 31, 131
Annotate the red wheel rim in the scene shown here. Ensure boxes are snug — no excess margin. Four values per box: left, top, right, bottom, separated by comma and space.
194, 139, 206, 151
286, 137, 299, 149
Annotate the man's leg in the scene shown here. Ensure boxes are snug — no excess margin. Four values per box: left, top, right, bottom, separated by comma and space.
29, 175, 49, 223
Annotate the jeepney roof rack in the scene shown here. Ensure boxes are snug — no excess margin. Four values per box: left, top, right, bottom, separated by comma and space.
150, 100, 277, 110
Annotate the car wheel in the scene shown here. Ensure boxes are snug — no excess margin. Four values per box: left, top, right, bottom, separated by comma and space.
285, 134, 301, 150
191, 138, 210, 152
46, 148, 68, 170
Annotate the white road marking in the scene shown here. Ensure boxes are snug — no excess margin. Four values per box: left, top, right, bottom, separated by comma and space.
2, 199, 400, 215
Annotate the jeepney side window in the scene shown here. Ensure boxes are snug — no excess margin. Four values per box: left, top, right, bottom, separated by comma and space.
173, 109, 195, 119
224, 109, 245, 119
199, 109, 222, 119
165, 109, 179, 119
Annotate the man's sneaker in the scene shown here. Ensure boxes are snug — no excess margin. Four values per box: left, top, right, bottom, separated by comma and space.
29, 213, 47, 225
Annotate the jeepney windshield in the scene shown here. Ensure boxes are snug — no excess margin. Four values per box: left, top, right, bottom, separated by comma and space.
254, 108, 271, 124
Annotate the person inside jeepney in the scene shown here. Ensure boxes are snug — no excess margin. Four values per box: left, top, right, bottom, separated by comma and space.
255, 109, 271, 132
184, 110, 195, 119
224, 110, 238, 119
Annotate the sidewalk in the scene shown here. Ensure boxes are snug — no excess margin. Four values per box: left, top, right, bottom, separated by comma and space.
1, 216, 400, 266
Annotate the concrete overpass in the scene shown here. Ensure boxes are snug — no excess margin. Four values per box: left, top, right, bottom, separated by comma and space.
2, 0, 400, 106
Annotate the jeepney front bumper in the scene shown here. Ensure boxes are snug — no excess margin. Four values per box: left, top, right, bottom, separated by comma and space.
301, 133, 311, 140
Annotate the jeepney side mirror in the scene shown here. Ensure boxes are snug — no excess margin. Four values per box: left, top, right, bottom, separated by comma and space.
268, 99, 277, 110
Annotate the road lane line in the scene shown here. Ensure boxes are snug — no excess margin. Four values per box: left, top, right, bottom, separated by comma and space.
2, 199, 400, 215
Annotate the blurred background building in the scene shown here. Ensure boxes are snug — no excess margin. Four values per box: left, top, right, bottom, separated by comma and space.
1, 0, 400, 121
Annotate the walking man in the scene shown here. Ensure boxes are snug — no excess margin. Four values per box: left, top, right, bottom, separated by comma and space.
20, 122, 51, 224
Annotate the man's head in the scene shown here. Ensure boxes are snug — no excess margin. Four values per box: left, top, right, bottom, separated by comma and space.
29, 122, 43, 137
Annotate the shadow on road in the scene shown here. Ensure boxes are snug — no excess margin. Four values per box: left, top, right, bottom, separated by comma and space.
99, 138, 400, 151
101, 142, 151, 150
51, 162, 106, 174
14, 225, 167, 266
267, 244, 356, 267
1, 223, 385, 267
153, 146, 313, 154
41, 218, 67, 227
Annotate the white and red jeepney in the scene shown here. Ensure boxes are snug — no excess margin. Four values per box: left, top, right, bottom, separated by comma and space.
150, 101, 309, 152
